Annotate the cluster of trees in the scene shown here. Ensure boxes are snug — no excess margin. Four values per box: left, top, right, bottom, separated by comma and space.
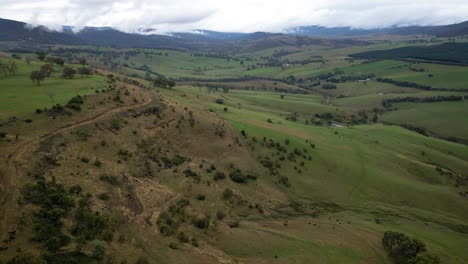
46, 56, 65, 66
322, 83, 337, 89
19, 177, 113, 261
382, 95, 465, 107
30, 65, 92, 85
152, 75, 176, 89
382, 231, 440, 264
376, 77, 468, 92
0, 60, 17, 76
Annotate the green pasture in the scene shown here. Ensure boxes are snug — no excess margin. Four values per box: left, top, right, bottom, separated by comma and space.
0, 58, 105, 119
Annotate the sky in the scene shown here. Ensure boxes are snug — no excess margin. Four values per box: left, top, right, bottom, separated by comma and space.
1, 0, 468, 34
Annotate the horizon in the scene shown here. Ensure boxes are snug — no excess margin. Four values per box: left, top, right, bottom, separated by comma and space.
2, 0, 468, 34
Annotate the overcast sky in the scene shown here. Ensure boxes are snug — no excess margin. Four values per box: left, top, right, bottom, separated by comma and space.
1, 0, 468, 33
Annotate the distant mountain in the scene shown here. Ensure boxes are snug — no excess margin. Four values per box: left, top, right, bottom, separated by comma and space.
2, 17, 467, 52
0, 18, 365, 51
288, 21, 468, 37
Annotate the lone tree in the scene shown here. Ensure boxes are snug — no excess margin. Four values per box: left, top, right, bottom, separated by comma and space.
382, 231, 429, 264
36, 51, 47, 61
30, 70, 46, 86
62, 67, 76, 79
0, 61, 17, 76
40, 63, 54, 77
77, 67, 92, 77
153, 75, 176, 89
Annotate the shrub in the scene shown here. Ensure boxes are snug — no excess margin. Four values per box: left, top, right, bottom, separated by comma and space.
196, 194, 206, 201
192, 214, 210, 229
222, 188, 233, 200
157, 199, 189, 236
216, 210, 225, 220
91, 240, 106, 259
169, 242, 178, 249
177, 232, 190, 243
229, 169, 247, 183
382, 231, 428, 264
93, 159, 102, 167
97, 193, 110, 200
99, 174, 119, 185
213, 171, 226, 181
71, 196, 111, 241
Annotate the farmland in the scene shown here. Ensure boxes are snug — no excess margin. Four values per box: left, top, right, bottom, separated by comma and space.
1, 28, 468, 264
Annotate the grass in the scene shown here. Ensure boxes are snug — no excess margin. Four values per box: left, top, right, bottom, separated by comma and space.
167, 85, 468, 262
341, 59, 468, 90
381, 100, 468, 141
0, 58, 105, 119
2, 39, 468, 263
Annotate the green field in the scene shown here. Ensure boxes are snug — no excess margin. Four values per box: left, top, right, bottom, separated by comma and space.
381, 100, 468, 141
167, 84, 468, 263
2, 36, 468, 263
0, 58, 105, 119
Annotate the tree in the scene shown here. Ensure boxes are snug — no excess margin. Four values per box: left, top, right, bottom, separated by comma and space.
36, 51, 47, 61
168, 79, 176, 88
77, 67, 92, 77
25, 56, 32, 65
78, 58, 86, 65
91, 240, 106, 259
40, 63, 54, 77
382, 231, 427, 264
53, 57, 65, 66
1, 61, 18, 76
153, 75, 176, 88
62, 67, 76, 79
30, 70, 46, 86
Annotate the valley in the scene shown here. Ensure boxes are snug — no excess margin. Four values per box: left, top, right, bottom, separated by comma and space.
0, 17, 468, 264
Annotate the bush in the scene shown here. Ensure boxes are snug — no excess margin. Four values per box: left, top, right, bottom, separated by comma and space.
196, 194, 206, 201
382, 231, 428, 264
222, 188, 233, 200
157, 199, 189, 236
229, 169, 247, 183
192, 214, 210, 229
177, 232, 190, 243
93, 159, 102, 167
97, 193, 110, 200
213, 171, 226, 181
91, 240, 106, 259
71, 196, 111, 241
216, 210, 225, 220
169, 242, 178, 249
99, 174, 119, 185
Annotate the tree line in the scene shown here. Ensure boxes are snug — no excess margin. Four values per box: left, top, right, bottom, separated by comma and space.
376, 77, 468, 92
382, 95, 466, 107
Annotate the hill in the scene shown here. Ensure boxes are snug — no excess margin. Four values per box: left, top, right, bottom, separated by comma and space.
350, 42, 468, 64
289, 20, 468, 37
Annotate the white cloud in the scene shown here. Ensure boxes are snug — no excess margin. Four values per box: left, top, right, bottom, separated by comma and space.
1, 0, 468, 33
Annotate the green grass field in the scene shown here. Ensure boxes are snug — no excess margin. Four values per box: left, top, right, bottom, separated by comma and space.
381, 100, 468, 141
167, 85, 468, 263
0, 58, 105, 119
2, 38, 468, 263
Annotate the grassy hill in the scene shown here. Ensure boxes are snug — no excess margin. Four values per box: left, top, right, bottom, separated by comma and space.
0, 36, 467, 264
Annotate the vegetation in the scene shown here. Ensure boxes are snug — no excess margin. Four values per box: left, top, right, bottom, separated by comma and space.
1, 24, 468, 264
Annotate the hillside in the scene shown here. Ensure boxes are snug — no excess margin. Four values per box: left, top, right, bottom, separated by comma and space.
350, 42, 468, 64
0, 22, 468, 264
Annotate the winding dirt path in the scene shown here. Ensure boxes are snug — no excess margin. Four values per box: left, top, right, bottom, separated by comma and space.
0, 93, 153, 243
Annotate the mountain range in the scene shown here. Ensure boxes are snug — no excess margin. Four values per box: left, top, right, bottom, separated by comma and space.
1, 18, 468, 51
